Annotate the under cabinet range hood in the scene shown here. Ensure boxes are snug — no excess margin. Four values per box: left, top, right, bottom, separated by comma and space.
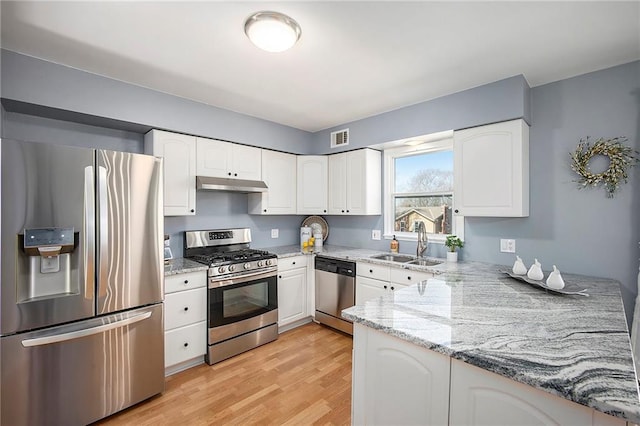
196, 176, 268, 193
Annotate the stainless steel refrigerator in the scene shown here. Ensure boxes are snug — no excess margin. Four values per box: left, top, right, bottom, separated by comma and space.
0, 139, 165, 425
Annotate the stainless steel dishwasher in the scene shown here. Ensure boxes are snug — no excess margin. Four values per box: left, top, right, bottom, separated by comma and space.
315, 256, 356, 335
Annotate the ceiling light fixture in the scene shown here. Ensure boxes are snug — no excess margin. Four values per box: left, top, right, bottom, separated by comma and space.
244, 11, 301, 53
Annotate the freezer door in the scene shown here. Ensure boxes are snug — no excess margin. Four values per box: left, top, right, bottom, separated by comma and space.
0, 140, 96, 335
0, 303, 164, 425
96, 150, 163, 314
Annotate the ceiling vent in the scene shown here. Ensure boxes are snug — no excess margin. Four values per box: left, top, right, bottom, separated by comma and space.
331, 129, 349, 148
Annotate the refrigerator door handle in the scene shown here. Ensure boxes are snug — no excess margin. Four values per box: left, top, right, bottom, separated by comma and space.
84, 166, 95, 299
20, 311, 152, 347
97, 165, 109, 297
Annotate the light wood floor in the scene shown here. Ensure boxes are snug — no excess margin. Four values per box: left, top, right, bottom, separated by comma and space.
96, 323, 353, 426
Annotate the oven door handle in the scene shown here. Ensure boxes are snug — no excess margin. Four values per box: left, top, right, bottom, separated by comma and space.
209, 268, 277, 288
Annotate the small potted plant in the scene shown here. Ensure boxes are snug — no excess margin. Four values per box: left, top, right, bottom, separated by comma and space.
445, 235, 464, 262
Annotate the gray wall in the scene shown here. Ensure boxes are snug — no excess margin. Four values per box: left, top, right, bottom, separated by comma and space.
465, 61, 640, 323
312, 74, 531, 154
0, 49, 312, 154
2, 49, 638, 323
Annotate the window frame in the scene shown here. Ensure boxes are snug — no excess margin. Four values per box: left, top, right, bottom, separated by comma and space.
383, 138, 464, 244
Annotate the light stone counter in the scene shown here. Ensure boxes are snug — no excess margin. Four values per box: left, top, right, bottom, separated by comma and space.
163, 258, 208, 276
343, 260, 640, 423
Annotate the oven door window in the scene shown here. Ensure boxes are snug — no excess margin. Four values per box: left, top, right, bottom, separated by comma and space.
209, 275, 277, 327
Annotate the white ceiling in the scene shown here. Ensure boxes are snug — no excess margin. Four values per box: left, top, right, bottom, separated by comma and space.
1, 1, 639, 132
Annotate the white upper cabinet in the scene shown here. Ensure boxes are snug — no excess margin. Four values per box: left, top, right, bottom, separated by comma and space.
248, 150, 297, 215
328, 149, 381, 215
196, 137, 262, 180
297, 155, 328, 215
453, 119, 529, 217
144, 130, 196, 216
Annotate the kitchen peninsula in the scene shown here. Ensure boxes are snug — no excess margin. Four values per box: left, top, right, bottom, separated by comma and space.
342, 260, 640, 425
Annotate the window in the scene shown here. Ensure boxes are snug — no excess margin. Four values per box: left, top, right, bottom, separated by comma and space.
383, 136, 464, 242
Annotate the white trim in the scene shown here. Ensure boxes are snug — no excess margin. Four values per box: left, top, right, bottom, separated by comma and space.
383, 138, 464, 241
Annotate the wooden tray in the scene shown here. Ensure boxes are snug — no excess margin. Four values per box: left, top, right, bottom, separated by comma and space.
500, 270, 589, 297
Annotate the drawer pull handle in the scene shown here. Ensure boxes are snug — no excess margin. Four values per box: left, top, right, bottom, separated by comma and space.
183, 307, 189, 311
369, 269, 373, 273
391, 286, 395, 291
183, 342, 189, 347
383, 285, 388, 289
279, 275, 282, 279
407, 277, 411, 280
292, 261, 296, 265
184, 280, 189, 284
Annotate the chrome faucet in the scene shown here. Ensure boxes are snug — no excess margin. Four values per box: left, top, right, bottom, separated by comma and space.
416, 222, 428, 258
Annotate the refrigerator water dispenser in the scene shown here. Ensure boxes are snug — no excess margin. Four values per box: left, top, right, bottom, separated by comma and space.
18, 227, 78, 302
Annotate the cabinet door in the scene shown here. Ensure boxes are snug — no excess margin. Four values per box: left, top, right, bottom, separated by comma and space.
355, 276, 388, 304
196, 137, 233, 178
232, 144, 262, 180
145, 130, 196, 216
278, 267, 307, 327
297, 156, 328, 214
449, 359, 597, 426
249, 150, 296, 214
327, 152, 347, 214
352, 324, 450, 426
346, 150, 367, 214
453, 119, 529, 217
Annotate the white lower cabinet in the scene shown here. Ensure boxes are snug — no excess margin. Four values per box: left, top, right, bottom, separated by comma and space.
277, 255, 311, 332
352, 324, 450, 426
355, 276, 389, 305
356, 262, 434, 304
164, 270, 207, 375
390, 268, 434, 287
164, 322, 207, 371
352, 324, 625, 426
449, 359, 625, 426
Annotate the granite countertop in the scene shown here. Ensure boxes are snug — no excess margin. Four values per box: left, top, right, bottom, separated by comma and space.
164, 257, 208, 276
262, 244, 446, 274
342, 260, 640, 423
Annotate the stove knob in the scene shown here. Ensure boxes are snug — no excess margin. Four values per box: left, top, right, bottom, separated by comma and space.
228, 265, 236, 272
257, 260, 264, 267
244, 263, 251, 270
266, 259, 273, 266
218, 266, 226, 274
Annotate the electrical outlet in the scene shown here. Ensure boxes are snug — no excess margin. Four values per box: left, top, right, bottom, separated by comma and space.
500, 239, 516, 253
372, 229, 381, 240
271, 229, 279, 238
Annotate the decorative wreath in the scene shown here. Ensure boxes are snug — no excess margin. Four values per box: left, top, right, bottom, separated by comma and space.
570, 136, 638, 198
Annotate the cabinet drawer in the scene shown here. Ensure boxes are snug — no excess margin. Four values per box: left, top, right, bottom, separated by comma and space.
357, 263, 390, 281
164, 321, 207, 368
165, 287, 207, 330
390, 268, 433, 286
165, 270, 206, 294
278, 255, 308, 271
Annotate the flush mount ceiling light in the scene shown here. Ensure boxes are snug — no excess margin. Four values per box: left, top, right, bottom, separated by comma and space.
244, 11, 301, 53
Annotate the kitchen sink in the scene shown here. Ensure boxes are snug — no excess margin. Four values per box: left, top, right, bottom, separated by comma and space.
406, 258, 443, 267
370, 254, 416, 263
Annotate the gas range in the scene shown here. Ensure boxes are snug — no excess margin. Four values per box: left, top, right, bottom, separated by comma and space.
184, 228, 277, 279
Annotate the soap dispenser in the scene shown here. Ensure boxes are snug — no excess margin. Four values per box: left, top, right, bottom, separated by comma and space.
390, 235, 399, 253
